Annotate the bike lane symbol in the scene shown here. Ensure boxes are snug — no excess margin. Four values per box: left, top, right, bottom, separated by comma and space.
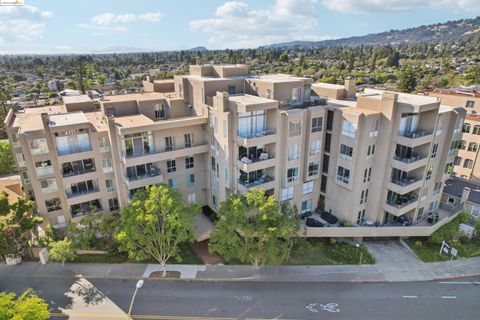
306, 302, 340, 313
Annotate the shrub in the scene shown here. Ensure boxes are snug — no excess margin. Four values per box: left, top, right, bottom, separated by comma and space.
49, 238, 76, 265
414, 240, 423, 247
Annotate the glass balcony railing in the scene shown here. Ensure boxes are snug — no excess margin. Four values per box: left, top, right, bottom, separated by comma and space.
57, 145, 92, 156
62, 166, 96, 178
239, 152, 275, 164
391, 176, 422, 187
238, 130, 276, 139
386, 196, 417, 208
126, 168, 161, 181
238, 175, 274, 188
122, 141, 208, 158
35, 166, 54, 177
393, 153, 427, 164
66, 187, 99, 199
399, 129, 433, 139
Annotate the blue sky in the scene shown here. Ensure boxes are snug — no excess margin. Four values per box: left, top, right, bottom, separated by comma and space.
0, 0, 479, 53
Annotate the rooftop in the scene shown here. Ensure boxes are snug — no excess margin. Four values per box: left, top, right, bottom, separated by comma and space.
229, 94, 278, 106
49, 112, 89, 127
443, 177, 480, 205
312, 82, 345, 90
84, 112, 108, 132
0, 179, 23, 204
102, 92, 175, 103
62, 94, 93, 104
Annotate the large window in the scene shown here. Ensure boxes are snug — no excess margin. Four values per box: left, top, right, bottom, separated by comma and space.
184, 133, 193, 148
98, 136, 110, 152
289, 120, 302, 137
122, 132, 153, 157
238, 110, 266, 138
337, 166, 350, 184
288, 144, 299, 160
185, 156, 194, 169
126, 163, 157, 180
310, 140, 321, 155
55, 128, 91, 156
301, 199, 312, 214
109, 198, 119, 211
370, 119, 379, 137
462, 123, 471, 133
167, 159, 176, 173
165, 136, 176, 151
29, 138, 49, 155
311, 117, 323, 133
464, 159, 474, 169
341, 120, 356, 138
102, 158, 113, 173
65, 179, 98, 198
308, 161, 319, 177
154, 103, 168, 119
35, 160, 53, 176
339, 144, 353, 160
303, 181, 314, 195
287, 167, 298, 183
281, 186, 294, 201
40, 178, 58, 194
468, 142, 478, 153
106, 179, 115, 192
62, 158, 95, 177
45, 198, 61, 212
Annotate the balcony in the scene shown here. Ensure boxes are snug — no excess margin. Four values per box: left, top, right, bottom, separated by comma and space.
237, 153, 275, 172
125, 168, 163, 189
62, 166, 96, 178
237, 130, 276, 147
392, 153, 428, 171
30, 147, 49, 156
70, 201, 102, 219
238, 175, 275, 193
388, 176, 423, 194
122, 141, 209, 167
385, 195, 418, 217
57, 145, 92, 157
397, 129, 433, 147
66, 187, 100, 199
36, 166, 54, 177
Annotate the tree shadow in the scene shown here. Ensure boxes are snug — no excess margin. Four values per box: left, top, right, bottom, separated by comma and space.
69, 278, 107, 306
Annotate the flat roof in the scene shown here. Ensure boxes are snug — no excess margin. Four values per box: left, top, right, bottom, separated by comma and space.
443, 177, 480, 205
49, 112, 89, 127
62, 94, 92, 104
84, 111, 108, 132
114, 114, 154, 128
363, 88, 439, 106
312, 82, 345, 90
229, 94, 277, 106
24, 105, 66, 114
102, 92, 173, 103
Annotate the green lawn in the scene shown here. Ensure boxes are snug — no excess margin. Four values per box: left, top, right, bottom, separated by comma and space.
407, 212, 480, 262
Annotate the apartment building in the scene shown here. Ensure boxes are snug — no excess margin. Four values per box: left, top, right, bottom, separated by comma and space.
5, 64, 465, 239
426, 88, 480, 182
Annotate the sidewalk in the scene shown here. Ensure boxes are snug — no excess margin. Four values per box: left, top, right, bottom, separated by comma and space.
1, 256, 479, 282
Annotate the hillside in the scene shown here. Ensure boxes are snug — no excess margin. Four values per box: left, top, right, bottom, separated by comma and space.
263, 16, 480, 49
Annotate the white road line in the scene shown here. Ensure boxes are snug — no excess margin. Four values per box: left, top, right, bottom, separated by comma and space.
438, 281, 480, 285
402, 296, 418, 299
441, 296, 457, 299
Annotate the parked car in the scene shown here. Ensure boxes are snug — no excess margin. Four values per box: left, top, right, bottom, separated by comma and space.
320, 211, 338, 224
306, 218, 324, 227
300, 211, 313, 219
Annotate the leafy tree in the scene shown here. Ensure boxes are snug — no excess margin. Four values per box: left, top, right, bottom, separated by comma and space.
209, 189, 299, 268
0, 141, 16, 175
0, 289, 50, 320
465, 65, 480, 85
96, 74, 107, 85
49, 238, 76, 265
116, 184, 199, 276
0, 193, 41, 258
397, 66, 418, 93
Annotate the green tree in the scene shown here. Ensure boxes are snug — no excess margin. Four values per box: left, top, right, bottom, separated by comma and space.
0, 193, 41, 259
116, 184, 199, 276
0, 289, 50, 320
465, 65, 480, 85
397, 66, 418, 93
0, 141, 15, 175
209, 189, 299, 268
96, 74, 107, 85
49, 238, 76, 265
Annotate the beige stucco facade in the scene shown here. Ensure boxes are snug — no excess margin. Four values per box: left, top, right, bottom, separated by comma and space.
4, 64, 466, 239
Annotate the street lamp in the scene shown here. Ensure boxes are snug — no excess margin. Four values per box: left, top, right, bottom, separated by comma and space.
128, 279, 144, 318
355, 243, 363, 265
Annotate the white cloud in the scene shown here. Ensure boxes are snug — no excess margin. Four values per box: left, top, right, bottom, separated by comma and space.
322, 0, 480, 14
190, 0, 324, 48
80, 12, 164, 35
0, 5, 53, 43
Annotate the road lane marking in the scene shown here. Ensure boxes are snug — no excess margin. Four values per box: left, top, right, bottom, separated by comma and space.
441, 296, 457, 299
50, 313, 302, 320
402, 296, 418, 298
306, 302, 340, 313
438, 281, 480, 285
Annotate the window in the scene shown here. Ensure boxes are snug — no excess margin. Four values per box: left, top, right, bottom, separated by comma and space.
367, 144, 376, 159
363, 167, 372, 183
431, 143, 438, 158
289, 120, 302, 137
122, 132, 153, 157
454, 117, 464, 133
10, 133, 20, 147
102, 158, 113, 173
473, 125, 480, 135
303, 181, 314, 195
454, 156, 462, 166
339, 144, 353, 160
288, 144, 300, 160
167, 159, 176, 172
433, 182, 442, 195
98, 136, 110, 152
45, 198, 61, 212
310, 140, 321, 155
457, 140, 466, 150
40, 178, 57, 194
187, 104, 193, 116
301, 200, 312, 214
212, 195, 217, 207
337, 166, 350, 184
436, 118, 443, 136
311, 117, 323, 132
154, 103, 167, 119
462, 123, 471, 133
29, 138, 49, 155
54, 129, 91, 156
238, 110, 266, 138
185, 156, 194, 169
168, 178, 177, 188
287, 167, 298, 183
15, 153, 26, 166
21, 171, 30, 184
109, 198, 119, 211
228, 85, 236, 94
466, 100, 475, 108
445, 162, 454, 174
184, 133, 193, 148
187, 174, 195, 187
281, 186, 294, 201
188, 193, 196, 203
35, 160, 53, 176
223, 120, 228, 138
308, 161, 319, 177
357, 210, 365, 224
464, 159, 474, 169
106, 179, 115, 192
224, 169, 229, 184
165, 136, 175, 151
468, 142, 478, 153
426, 165, 433, 180
265, 89, 271, 99
360, 189, 369, 204
370, 119, 379, 137
341, 120, 356, 138
211, 157, 216, 171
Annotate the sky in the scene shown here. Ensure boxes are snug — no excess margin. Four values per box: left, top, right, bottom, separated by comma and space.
0, 0, 479, 54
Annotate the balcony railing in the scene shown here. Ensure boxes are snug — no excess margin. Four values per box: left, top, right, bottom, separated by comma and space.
126, 168, 161, 182
239, 153, 275, 164
41, 185, 58, 194
238, 129, 276, 139
57, 145, 92, 156
62, 167, 96, 178
122, 140, 208, 159
66, 188, 100, 199
393, 153, 427, 164
31, 147, 49, 156
386, 196, 417, 208
391, 176, 422, 187
36, 166, 54, 177
238, 175, 274, 188
399, 129, 433, 139
71, 207, 102, 219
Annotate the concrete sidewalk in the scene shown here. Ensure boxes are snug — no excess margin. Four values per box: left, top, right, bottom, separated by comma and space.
1, 256, 479, 282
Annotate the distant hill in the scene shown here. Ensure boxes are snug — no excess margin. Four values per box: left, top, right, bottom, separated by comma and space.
186, 46, 208, 52
262, 16, 480, 49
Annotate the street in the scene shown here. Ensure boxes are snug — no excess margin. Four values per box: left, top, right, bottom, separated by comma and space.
0, 273, 479, 319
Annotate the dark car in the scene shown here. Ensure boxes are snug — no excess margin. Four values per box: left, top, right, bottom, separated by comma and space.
300, 211, 313, 219
305, 218, 324, 227
320, 211, 338, 224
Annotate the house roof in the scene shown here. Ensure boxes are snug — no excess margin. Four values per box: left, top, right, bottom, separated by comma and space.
443, 177, 480, 205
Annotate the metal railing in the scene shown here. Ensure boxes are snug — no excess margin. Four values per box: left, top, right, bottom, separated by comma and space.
237, 129, 276, 139
126, 168, 161, 182
66, 188, 100, 199
62, 167, 96, 178
386, 196, 417, 208
399, 129, 433, 139
238, 175, 274, 188
393, 153, 427, 164
122, 140, 208, 159
390, 176, 422, 187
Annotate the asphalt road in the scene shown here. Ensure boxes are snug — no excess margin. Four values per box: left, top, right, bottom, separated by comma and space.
1, 275, 479, 320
